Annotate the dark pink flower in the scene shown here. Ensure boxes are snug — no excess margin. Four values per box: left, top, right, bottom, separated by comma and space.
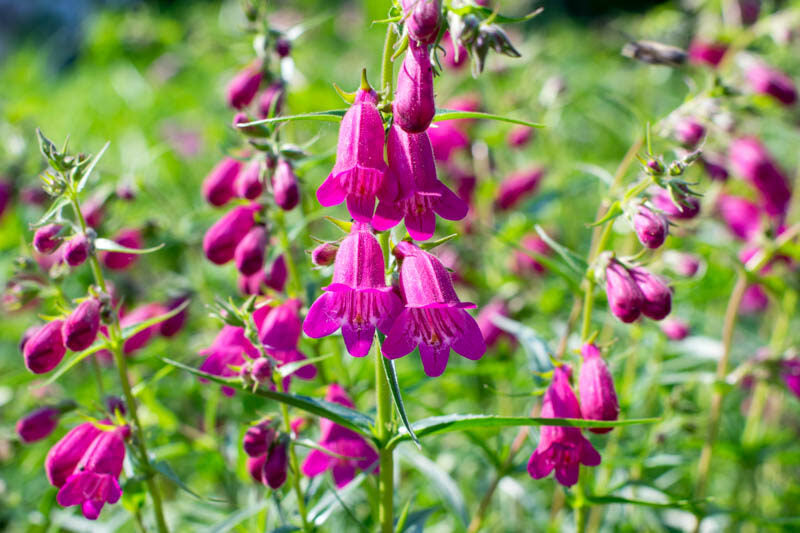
382, 242, 485, 376
702, 154, 729, 181
513, 235, 550, 276
495, 168, 545, 211
199, 325, 260, 396
661, 318, 690, 340
235, 225, 269, 276
244, 420, 289, 489
45, 422, 103, 487
24, 320, 66, 374
688, 40, 727, 67
671, 252, 702, 277
394, 40, 435, 133
740, 284, 768, 314
605, 260, 642, 323
203, 204, 258, 264
629, 267, 672, 321
120, 303, 167, 355
745, 63, 797, 105
401, 0, 441, 45
633, 205, 669, 249
527, 366, 601, 487
227, 65, 262, 109
0, 179, 10, 217
266, 255, 288, 292
428, 121, 469, 162
81, 198, 105, 229
738, 0, 760, 25
301, 384, 379, 488
159, 295, 190, 337
373, 125, 467, 241
578, 344, 619, 434
17, 406, 61, 443
243, 420, 278, 457
33, 224, 64, 254
729, 137, 792, 218
316, 87, 392, 223
304, 223, 402, 357
476, 299, 511, 348
20, 186, 48, 206
441, 31, 467, 69
100, 229, 142, 271
675, 118, 705, 148
203, 157, 243, 207
235, 158, 263, 200
311, 242, 339, 266
272, 159, 300, 211
63, 298, 101, 351
258, 299, 303, 351
64, 235, 90, 267
275, 38, 291, 58
507, 125, 534, 148
258, 82, 286, 118
781, 359, 800, 399
717, 194, 762, 241
652, 187, 700, 220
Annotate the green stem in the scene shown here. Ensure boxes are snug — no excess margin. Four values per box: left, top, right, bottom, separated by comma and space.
374, 339, 394, 533
380, 23, 399, 101
275, 210, 303, 299
580, 280, 595, 342
91, 355, 105, 398
279, 393, 310, 532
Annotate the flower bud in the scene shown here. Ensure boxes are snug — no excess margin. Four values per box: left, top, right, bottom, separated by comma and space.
235, 158, 263, 200
781, 359, 800, 399
258, 299, 302, 351
64, 234, 90, 267
311, 242, 338, 266
63, 298, 101, 351
701, 154, 729, 181
401, 0, 441, 45
661, 318, 690, 340
266, 254, 288, 292
394, 40, 435, 133
688, 39, 727, 67
746, 63, 796, 105
272, 159, 300, 211
512, 234, 549, 276
629, 267, 672, 320
227, 65, 262, 109
20, 186, 48, 206
34, 224, 63, 254
203, 204, 257, 265
477, 299, 510, 348
81, 198, 104, 229
0, 179, 10, 217
275, 38, 291, 58
605, 261, 642, 323
116, 183, 135, 201
203, 157, 242, 207
652, 187, 700, 220
19, 325, 42, 353
507, 125, 534, 148
263, 439, 288, 489
495, 168, 545, 211
675, 118, 705, 148
17, 406, 61, 443
235, 225, 269, 276
159, 295, 190, 337
578, 343, 619, 433
243, 420, 276, 457
258, 82, 285, 119
740, 284, 768, 314
633, 205, 669, 249
100, 229, 141, 271
24, 320, 67, 374
45, 422, 103, 487
105, 396, 126, 416
251, 357, 272, 383
738, 0, 760, 25
121, 303, 167, 355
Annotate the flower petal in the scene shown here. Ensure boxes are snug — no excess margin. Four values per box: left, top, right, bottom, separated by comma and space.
554, 462, 580, 487
341, 324, 376, 357
346, 194, 376, 223
451, 310, 487, 361
317, 175, 346, 206
303, 293, 341, 338
381, 310, 416, 359
527, 449, 554, 480
434, 184, 469, 221
301, 449, 332, 477
580, 438, 602, 467
405, 207, 436, 241
419, 343, 450, 377
372, 199, 403, 232
332, 461, 357, 488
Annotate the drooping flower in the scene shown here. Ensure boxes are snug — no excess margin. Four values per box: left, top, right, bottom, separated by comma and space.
578, 344, 619, 434
63, 298, 101, 351
227, 65, 263, 109
311, 242, 339, 266
632, 205, 669, 249
100, 228, 142, 271
272, 159, 300, 211
235, 158, 263, 200
674, 118, 705, 148
661, 318, 690, 340
64, 234, 90, 267
301, 384, 379, 488
495, 168, 545, 211
235, 225, 269, 276
244, 420, 289, 489
81, 197, 105, 229
507, 125, 534, 148
717, 194, 762, 241
203, 204, 258, 265
629, 267, 672, 321
688, 39, 727, 67
316, 86, 393, 223
728, 137, 792, 218
745, 63, 797, 106
740, 283, 769, 314
394, 40, 436, 133
401, 0, 441, 45
428, 121, 470, 162
34, 224, 64, 254
198, 325, 259, 396
203, 157, 243, 207
24, 320, 67, 374
120, 303, 167, 355
527, 366, 601, 487
17, 406, 61, 443
258, 82, 286, 119
258, 299, 302, 351
45, 422, 103, 488
304, 223, 402, 357
604, 260, 642, 323
382, 242, 486, 377
373, 124, 468, 241
702, 153, 729, 181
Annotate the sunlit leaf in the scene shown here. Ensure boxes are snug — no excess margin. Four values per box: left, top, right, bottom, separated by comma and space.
94, 238, 164, 255
433, 109, 543, 128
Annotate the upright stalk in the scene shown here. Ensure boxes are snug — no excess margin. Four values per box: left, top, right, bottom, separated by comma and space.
278, 383, 310, 532
374, 340, 394, 533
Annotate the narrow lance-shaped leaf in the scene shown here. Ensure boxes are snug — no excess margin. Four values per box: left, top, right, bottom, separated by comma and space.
76, 141, 110, 192
534, 224, 588, 274
121, 299, 190, 340
94, 238, 165, 255
382, 355, 420, 448
238, 110, 347, 128
433, 108, 544, 129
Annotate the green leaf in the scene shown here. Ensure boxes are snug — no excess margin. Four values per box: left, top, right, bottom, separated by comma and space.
202, 500, 270, 533
121, 299, 190, 340
36, 340, 110, 387
387, 414, 660, 449
76, 141, 109, 192
152, 460, 226, 503
394, 498, 413, 533
419, 233, 458, 251
309, 465, 375, 526
433, 109, 543, 128
588, 201, 623, 227
31, 196, 70, 228
448, 5, 543, 24
399, 507, 438, 533
94, 238, 164, 255
534, 224, 588, 274
382, 356, 420, 448
277, 353, 332, 378
162, 358, 375, 438
397, 447, 468, 527
490, 315, 553, 375
585, 493, 701, 510
238, 110, 347, 127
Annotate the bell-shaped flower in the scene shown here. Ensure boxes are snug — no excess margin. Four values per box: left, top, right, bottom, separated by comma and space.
17, 406, 62, 443
63, 298, 101, 351
64, 234, 90, 267
198, 325, 259, 396
203, 157, 242, 207
258, 82, 286, 118
120, 303, 167, 355
34, 224, 64, 254
527, 366, 601, 487
745, 63, 797, 106
227, 65, 262, 109
203, 204, 258, 265
717, 194, 762, 241
45, 422, 104, 488
100, 228, 142, 271
159, 295, 190, 337
373, 125, 467, 241
632, 205, 669, 249
258, 299, 302, 351
304, 223, 402, 357
301, 384, 379, 488
273, 159, 300, 211
235, 225, 269, 276
24, 320, 67, 374
394, 40, 436, 133
495, 168, 545, 211
605, 260, 643, 323
629, 267, 672, 321
235, 158, 263, 200
316, 87, 393, 222
729, 137, 792, 218
688, 39, 727, 67
382, 242, 485, 376
401, 0, 440, 45
578, 344, 619, 434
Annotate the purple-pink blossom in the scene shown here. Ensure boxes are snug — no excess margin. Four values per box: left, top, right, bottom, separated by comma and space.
578, 344, 619, 434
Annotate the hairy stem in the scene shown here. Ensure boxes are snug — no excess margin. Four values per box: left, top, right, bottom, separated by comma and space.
380, 24, 399, 101
374, 339, 394, 533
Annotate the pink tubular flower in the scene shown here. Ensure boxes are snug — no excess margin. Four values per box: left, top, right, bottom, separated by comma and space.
301, 384, 379, 488
745, 63, 797, 106
227, 65, 262, 109
258, 82, 286, 119
702, 154, 729, 181
688, 39, 727, 67
266, 255, 288, 292
244, 420, 289, 489
24, 320, 67, 374
56, 425, 129, 520
401, 0, 441, 45
652, 187, 700, 220
495, 168, 545, 211
476, 299, 511, 348
235, 225, 269, 276
675, 118, 705, 148
0, 179, 10, 217
513, 234, 550, 276
633, 205, 669, 249
17, 406, 61, 443
578, 344, 619, 433
394, 40, 436, 133
120, 303, 166, 355
507, 125, 534, 148
781, 359, 800, 399
34, 224, 64, 254
45, 422, 103, 487
382, 242, 486, 377
728, 137, 792, 218
428, 121, 469, 162
199, 325, 259, 396
81, 197, 105, 229
64, 235, 90, 267
527, 366, 601, 487
63, 298, 101, 351
159, 295, 190, 337
100, 229, 142, 271
717, 194, 762, 241
304, 223, 403, 357
661, 318, 690, 340
316, 87, 392, 223
629, 267, 672, 321
373, 125, 468, 241
740, 284, 769, 314
203, 157, 243, 207
272, 159, 300, 211
235, 158, 263, 200
258, 299, 303, 351
605, 260, 642, 323
203, 204, 257, 264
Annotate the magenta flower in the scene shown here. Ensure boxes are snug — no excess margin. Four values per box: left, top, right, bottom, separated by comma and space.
258, 82, 286, 119
203, 157, 243, 207
119, 303, 166, 355
24, 320, 67, 374
740, 284, 769, 314
394, 40, 436, 133
382, 242, 485, 377
45, 422, 103, 487
199, 325, 259, 396
728, 137, 792, 218
527, 366, 601, 487
203, 204, 258, 264
227, 65, 262, 109
100, 228, 142, 271
441, 31, 467, 69
56, 425, 129, 520
304, 223, 402, 357
578, 344, 619, 434
674, 118, 705, 148
605, 260, 643, 323
63, 298, 101, 351
688, 39, 727, 67
652, 187, 700, 220
235, 158, 263, 200
81, 197, 105, 229
275, 38, 291, 58
159, 295, 190, 337
701, 154, 729, 181
428, 121, 469, 162
316, 87, 393, 223
235, 225, 269, 276
717, 194, 762, 241
34, 224, 63, 254
17, 406, 61, 443
661, 318, 690, 340
64, 234, 90, 267
311, 242, 338, 266
258, 298, 302, 351
272, 159, 300, 211
266, 255, 288, 292
0, 179, 10, 218
738, 0, 760, 25
401, 0, 441, 45
495, 168, 545, 211
512, 234, 550, 276
629, 267, 672, 321
633, 205, 669, 249
781, 359, 800, 399
373, 125, 467, 241
476, 299, 511, 348
507, 125, 534, 148
745, 63, 797, 106
244, 420, 289, 489
301, 384, 379, 488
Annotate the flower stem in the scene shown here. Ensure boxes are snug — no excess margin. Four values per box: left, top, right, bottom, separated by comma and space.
374, 339, 394, 533
278, 382, 310, 532
274, 209, 303, 299
380, 24, 399, 101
